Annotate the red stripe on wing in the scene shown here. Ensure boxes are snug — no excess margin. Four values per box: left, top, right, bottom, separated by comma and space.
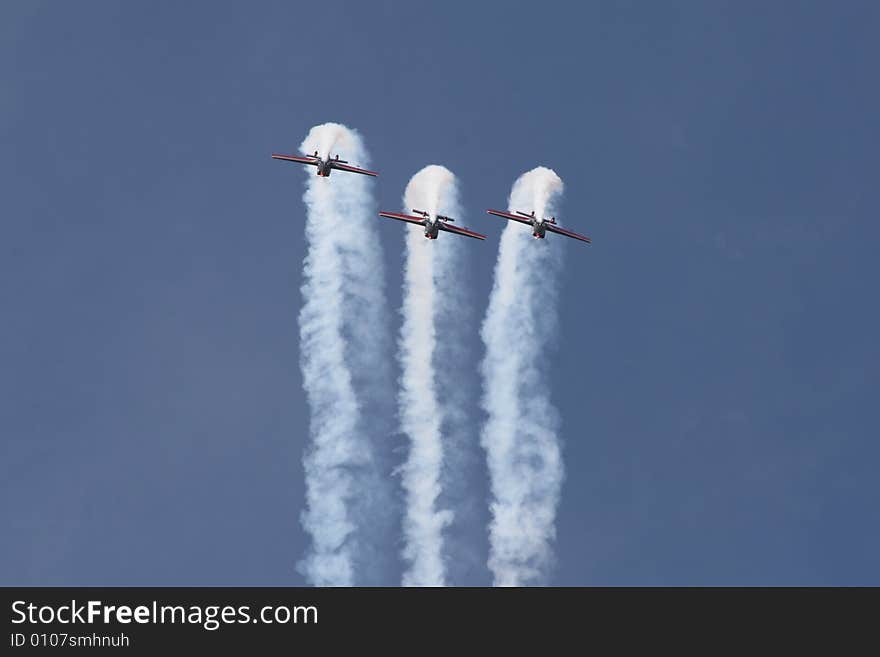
439, 222, 486, 240
486, 209, 533, 226
331, 162, 378, 177
378, 211, 426, 225
545, 223, 592, 243
271, 153, 318, 165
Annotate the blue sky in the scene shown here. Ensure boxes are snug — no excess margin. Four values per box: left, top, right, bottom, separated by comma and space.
2, 1, 878, 585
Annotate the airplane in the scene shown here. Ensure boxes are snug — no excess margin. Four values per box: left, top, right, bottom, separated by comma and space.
485, 209, 591, 243
377, 208, 487, 241
271, 150, 378, 177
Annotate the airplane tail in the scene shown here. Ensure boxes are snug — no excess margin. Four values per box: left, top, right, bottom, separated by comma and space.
516, 210, 556, 223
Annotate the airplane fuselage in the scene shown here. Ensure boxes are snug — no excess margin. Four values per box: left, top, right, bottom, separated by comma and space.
314, 153, 348, 177
423, 217, 440, 239
515, 210, 550, 238
531, 219, 547, 239
316, 159, 333, 177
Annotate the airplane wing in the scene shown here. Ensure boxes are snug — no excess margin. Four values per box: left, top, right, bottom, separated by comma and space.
378, 211, 426, 226
438, 222, 487, 240
331, 161, 379, 177
545, 223, 592, 244
486, 209, 533, 226
271, 153, 318, 166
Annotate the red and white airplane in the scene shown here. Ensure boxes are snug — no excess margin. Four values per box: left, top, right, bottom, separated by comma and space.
377, 209, 487, 241
271, 150, 378, 177
486, 209, 591, 243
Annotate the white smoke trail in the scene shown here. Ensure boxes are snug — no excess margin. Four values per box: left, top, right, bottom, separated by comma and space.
481, 167, 566, 586
296, 123, 393, 586
397, 165, 466, 586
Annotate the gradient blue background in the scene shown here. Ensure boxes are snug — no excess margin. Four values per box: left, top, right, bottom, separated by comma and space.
2, 1, 878, 585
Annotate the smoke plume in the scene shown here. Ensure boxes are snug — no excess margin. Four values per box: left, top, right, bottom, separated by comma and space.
480, 166, 566, 586
296, 123, 394, 586
397, 165, 470, 586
